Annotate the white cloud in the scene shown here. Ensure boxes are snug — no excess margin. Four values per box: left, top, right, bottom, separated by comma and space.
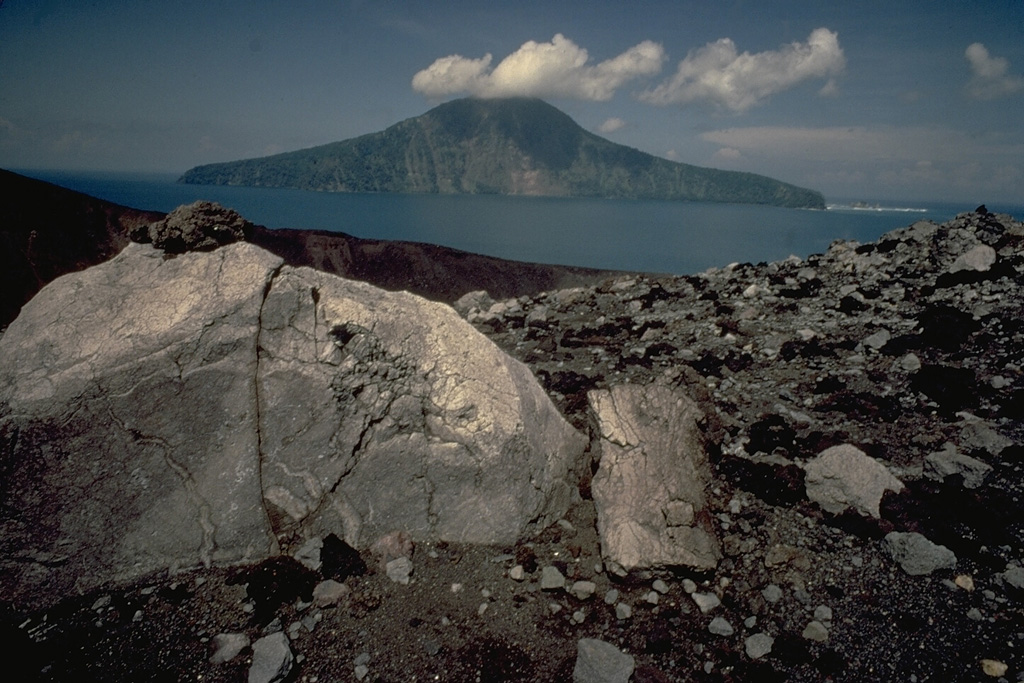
598, 117, 626, 134
641, 28, 845, 111
965, 43, 1024, 99
412, 34, 665, 101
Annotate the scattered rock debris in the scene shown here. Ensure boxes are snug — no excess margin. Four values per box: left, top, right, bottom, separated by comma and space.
4, 208, 1023, 681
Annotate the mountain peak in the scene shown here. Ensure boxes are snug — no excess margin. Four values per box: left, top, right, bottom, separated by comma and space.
181, 98, 825, 208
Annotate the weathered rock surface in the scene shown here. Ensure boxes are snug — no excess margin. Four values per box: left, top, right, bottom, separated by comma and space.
589, 384, 720, 575
0, 241, 585, 608
803, 444, 904, 517
573, 638, 635, 683
885, 531, 957, 576
248, 632, 293, 683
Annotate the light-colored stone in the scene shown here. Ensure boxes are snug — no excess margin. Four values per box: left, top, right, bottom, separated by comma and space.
570, 581, 597, 600
803, 444, 904, 517
709, 617, 734, 636
802, 621, 829, 642
745, 633, 774, 659
925, 443, 992, 489
312, 579, 350, 607
885, 532, 957, 576
981, 659, 1008, 677
950, 244, 996, 273
692, 592, 721, 614
540, 566, 566, 591
589, 384, 720, 576
385, 557, 413, 585
573, 638, 635, 683
248, 632, 293, 683
210, 633, 250, 664
0, 240, 587, 608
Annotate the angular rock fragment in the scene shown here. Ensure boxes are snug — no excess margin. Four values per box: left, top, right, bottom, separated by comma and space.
589, 384, 720, 575
924, 443, 992, 489
803, 444, 904, 518
573, 638, 634, 683
885, 531, 957, 576
248, 632, 293, 683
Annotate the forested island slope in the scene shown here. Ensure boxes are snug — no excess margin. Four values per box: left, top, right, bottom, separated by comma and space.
180, 98, 825, 209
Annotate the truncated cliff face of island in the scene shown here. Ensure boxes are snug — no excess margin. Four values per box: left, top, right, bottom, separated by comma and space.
179, 97, 826, 209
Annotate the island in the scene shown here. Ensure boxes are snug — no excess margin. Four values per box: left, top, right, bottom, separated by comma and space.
180, 97, 826, 209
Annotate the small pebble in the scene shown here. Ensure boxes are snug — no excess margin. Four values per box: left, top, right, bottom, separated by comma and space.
955, 574, 975, 591
652, 579, 669, 594
745, 633, 774, 660
682, 579, 697, 594
645, 591, 660, 605
572, 609, 586, 624
540, 566, 566, 591
616, 603, 632, 620
762, 584, 783, 604
604, 589, 620, 605
509, 565, 525, 581
967, 608, 983, 621
981, 659, 1007, 677
709, 617, 734, 636
744, 616, 757, 629
813, 605, 833, 622
692, 592, 721, 613
802, 620, 829, 642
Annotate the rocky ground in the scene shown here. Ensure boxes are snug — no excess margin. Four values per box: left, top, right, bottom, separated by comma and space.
5, 207, 1024, 682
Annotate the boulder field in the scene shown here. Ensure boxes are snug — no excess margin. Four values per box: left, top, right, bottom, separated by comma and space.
1, 203, 1022, 681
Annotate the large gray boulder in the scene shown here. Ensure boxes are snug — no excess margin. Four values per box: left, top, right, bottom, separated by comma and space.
588, 384, 720, 575
0, 242, 585, 608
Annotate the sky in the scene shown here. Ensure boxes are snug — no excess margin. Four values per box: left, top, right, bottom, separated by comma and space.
1, 0, 1022, 204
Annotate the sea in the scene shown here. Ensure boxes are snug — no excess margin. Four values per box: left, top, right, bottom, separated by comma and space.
19, 170, 1024, 276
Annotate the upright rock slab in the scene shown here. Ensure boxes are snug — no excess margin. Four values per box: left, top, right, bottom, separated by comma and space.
0, 241, 585, 609
589, 384, 720, 575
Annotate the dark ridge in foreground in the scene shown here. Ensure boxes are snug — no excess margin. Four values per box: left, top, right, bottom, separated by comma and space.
180, 97, 826, 209
0, 170, 629, 329
0, 169, 163, 329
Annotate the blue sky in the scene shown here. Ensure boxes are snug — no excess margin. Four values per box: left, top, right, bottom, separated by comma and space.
1, 0, 1022, 203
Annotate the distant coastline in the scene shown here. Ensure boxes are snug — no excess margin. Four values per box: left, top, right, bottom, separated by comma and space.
827, 202, 929, 213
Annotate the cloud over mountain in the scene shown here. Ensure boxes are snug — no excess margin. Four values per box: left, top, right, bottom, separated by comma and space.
412, 34, 665, 101
641, 28, 845, 111
965, 43, 1024, 100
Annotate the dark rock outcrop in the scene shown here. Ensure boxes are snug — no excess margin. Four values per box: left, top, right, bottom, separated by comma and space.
132, 200, 253, 252
0, 169, 163, 329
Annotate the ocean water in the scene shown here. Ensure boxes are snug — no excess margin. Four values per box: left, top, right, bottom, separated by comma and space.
19, 170, 1022, 275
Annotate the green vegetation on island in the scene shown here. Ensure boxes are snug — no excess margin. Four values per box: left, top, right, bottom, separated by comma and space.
180, 98, 826, 209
